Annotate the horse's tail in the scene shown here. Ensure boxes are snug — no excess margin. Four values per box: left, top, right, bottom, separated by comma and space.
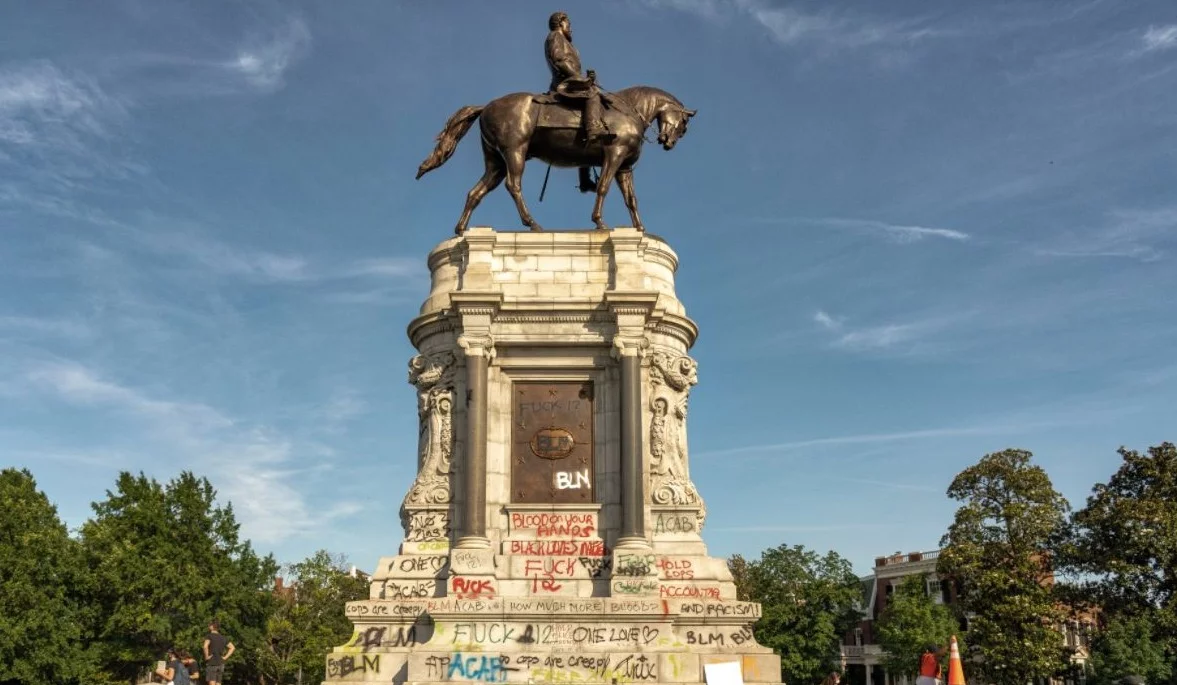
416, 105, 484, 179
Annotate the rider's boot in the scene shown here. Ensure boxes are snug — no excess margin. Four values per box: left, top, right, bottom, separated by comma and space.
583, 95, 614, 145
578, 167, 595, 193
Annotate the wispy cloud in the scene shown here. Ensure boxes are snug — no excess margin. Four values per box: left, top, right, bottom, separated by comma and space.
810, 218, 970, 243
1036, 206, 1176, 262
27, 361, 232, 431
0, 61, 126, 148
695, 424, 1027, 459
227, 16, 311, 93
813, 310, 841, 330
812, 309, 960, 353
106, 221, 423, 288
23, 360, 356, 543
1141, 24, 1177, 54
639, 0, 942, 59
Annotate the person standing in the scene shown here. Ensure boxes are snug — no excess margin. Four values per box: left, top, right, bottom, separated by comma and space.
155, 648, 192, 685
202, 621, 235, 685
917, 643, 947, 685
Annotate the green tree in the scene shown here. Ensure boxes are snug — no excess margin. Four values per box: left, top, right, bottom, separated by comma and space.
743, 544, 861, 685
1087, 613, 1172, 685
255, 551, 368, 685
875, 575, 959, 678
0, 469, 98, 685
728, 554, 752, 602
937, 448, 1071, 685
1067, 442, 1177, 662
81, 471, 278, 684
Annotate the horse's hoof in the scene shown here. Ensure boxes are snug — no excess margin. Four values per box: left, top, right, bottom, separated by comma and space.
594, 221, 610, 231
528, 223, 544, 232
455, 225, 466, 236
635, 224, 645, 233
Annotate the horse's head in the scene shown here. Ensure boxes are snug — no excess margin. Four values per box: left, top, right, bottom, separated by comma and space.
656, 104, 696, 151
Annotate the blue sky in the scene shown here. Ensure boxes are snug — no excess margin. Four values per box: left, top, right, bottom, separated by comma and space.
2, 0, 1175, 575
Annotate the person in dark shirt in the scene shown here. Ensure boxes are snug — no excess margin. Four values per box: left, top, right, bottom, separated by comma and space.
202, 621, 235, 685
154, 648, 192, 685
180, 651, 200, 684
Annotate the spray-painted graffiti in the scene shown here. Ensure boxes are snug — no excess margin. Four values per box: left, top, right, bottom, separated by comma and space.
679, 601, 760, 618
653, 512, 695, 535
504, 599, 604, 613
612, 579, 658, 595
449, 622, 661, 648
526, 654, 657, 683
452, 550, 483, 570
686, 623, 757, 647
405, 511, 450, 541
615, 554, 655, 577
424, 654, 521, 683
579, 556, 612, 578
555, 469, 591, 490
658, 584, 720, 599
346, 602, 425, 618
381, 579, 436, 599
451, 577, 496, 599
393, 555, 448, 574
508, 539, 606, 557
348, 625, 420, 651
656, 557, 694, 580
509, 512, 596, 538
326, 655, 379, 678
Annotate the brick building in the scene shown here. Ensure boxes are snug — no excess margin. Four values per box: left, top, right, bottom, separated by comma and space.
840, 549, 1093, 685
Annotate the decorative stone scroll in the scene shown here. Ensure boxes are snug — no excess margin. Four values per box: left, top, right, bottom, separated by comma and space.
401, 351, 457, 510
647, 351, 704, 522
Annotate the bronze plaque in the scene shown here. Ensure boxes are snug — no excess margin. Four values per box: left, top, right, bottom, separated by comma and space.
512, 382, 594, 503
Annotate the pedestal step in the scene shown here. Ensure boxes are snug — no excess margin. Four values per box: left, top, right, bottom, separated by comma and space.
327, 649, 781, 684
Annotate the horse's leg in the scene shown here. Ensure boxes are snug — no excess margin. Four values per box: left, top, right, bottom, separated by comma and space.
590, 146, 625, 231
616, 168, 644, 233
455, 142, 505, 235
502, 146, 542, 231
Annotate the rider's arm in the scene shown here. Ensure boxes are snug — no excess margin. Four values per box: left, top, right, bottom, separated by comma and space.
548, 40, 580, 80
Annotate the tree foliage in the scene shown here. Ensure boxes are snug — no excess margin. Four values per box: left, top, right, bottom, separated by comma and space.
728, 554, 752, 602
937, 448, 1070, 685
1068, 443, 1177, 654
742, 544, 861, 685
0, 469, 97, 685
1087, 613, 1172, 685
80, 471, 278, 684
876, 574, 959, 677
256, 551, 368, 685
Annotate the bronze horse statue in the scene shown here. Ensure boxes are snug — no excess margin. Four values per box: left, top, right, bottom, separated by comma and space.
416, 86, 696, 235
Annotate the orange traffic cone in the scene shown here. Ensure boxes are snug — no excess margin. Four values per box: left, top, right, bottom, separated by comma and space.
948, 635, 966, 685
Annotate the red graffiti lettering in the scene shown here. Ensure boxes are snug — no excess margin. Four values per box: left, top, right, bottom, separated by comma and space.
450, 577, 495, 598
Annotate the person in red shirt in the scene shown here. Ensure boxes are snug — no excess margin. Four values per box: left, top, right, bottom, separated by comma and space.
916, 644, 947, 685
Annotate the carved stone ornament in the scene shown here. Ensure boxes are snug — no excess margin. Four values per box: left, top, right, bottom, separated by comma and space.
648, 351, 705, 521
401, 351, 457, 510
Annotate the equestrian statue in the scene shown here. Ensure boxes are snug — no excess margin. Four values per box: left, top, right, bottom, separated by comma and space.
415, 11, 696, 235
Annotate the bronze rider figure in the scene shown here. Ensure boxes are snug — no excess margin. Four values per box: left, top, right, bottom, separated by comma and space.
545, 11, 612, 192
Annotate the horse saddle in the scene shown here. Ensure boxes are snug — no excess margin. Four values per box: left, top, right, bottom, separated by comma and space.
532, 89, 621, 130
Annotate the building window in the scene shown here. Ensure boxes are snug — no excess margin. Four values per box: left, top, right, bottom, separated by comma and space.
855, 627, 863, 647
926, 578, 942, 599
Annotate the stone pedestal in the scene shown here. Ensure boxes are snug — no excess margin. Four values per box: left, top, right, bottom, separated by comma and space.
324, 228, 781, 685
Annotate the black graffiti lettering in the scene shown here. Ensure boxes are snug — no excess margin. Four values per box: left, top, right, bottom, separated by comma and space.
615, 655, 656, 681
326, 655, 379, 678
424, 655, 451, 679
